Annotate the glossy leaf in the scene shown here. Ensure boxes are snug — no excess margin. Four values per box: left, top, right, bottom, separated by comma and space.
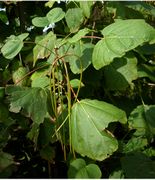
47, 7, 65, 24
68, 158, 102, 178
6, 86, 48, 124
71, 99, 127, 161
1, 33, 29, 59
104, 53, 138, 90
32, 17, 49, 27
33, 32, 56, 66
65, 8, 84, 33
93, 20, 155, 69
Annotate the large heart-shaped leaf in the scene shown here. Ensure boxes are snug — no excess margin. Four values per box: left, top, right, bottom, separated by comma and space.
6, 86, 48, 124
92, 19, 155, 69
1, 33, 29, 59
71, 99, 127, 161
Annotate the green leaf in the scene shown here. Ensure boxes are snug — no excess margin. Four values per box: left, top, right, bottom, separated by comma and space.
47, 7, 65, 24
33, 32, 56, 66
38, 118, 55, 148
0, 103, 10, 125
138, 64, 155, 83
12, 66, 28, 86
128, 105, 155, 137
70, 79, 84, 89
1, 33, 29, 59
68, 158, 102, 178
123, 137, 148, 153
6, 86, 48, 124
0, 151, 14, 173
92, 20, 155, 69
32, 17, 49, 27
109, 169, 124, 179
68, 42, 94, 74
79, 1, 93, 18
31, 76, 50, 88
68, 28, 90, 44
0, 87, 5, 100
143, 147, 155, 157
125, 1, 155, 17
121, 152, 155, 178
71, 99, 127, 161
145, 105, 155, 128
27, 123, 40, 145
104, 53, 138, 90
40, 145, 55, 162
65, 8, 84, 33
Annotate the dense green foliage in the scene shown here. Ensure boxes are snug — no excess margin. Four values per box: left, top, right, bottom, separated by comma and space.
1, 1, 155, 178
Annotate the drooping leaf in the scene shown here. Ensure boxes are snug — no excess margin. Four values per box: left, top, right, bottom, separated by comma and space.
32, 17, 49, 27
71, 99, 127, 161
6, 86, 48, 124
79, 1, 93, 18
92, 19, 155, 69
68, 28, 90, 44
121, 152, 155, 178
1, 33, 29, 59
65, 8, 84, 33
68, 42, 94, 74
46, 7, 65, 24
68, 158, 102, 178
104, 53, 138, 90
33, 32, 56, 66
